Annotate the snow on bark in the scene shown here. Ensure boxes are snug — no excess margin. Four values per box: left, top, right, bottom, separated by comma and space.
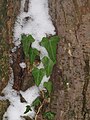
2, 0, 56, 119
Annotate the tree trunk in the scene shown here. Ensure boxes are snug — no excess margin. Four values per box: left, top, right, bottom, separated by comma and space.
0, 0, 90, 120
48, 0, 90, 120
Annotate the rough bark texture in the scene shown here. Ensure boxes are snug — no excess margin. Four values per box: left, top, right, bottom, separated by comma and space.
0, 0, 9, 94
0, 0, 20, 119
48, 0, 90, 120
12, 46, 34, 91
0, 0, 20, 93
12, 0, 35, 91
0, 100, 10, 120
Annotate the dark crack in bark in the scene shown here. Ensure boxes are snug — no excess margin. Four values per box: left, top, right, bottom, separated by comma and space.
82, 54, 90, 120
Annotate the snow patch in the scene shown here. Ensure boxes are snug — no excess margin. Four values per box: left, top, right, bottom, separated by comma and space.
11, 47, 17, 53
2, 72, 39, 120
20, 86, 40, 104
39, 75, 50, 90
13, 0, 55, 46
19, 62, 26, 69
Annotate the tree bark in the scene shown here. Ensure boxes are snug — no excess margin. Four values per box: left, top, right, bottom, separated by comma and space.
0, 0, 20, 119
0, 0, 20, 94
48, 0, 90, 120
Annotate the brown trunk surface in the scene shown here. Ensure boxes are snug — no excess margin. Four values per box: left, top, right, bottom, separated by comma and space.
48, 0, 90, 120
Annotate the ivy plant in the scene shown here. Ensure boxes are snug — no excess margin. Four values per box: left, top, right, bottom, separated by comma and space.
24, 105, 32, 114
40, 36, 59, 63
32, 97, 41, 107
22, 34, 60, 117
21, 34, 35, 57
32, 67, 45, 86
42, 56, 54, 77
29, 48, 39, 65
43, 111, 56, 120
44, 81, 53, 95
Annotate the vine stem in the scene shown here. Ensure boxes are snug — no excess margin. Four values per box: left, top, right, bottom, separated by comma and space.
35, 100, 44, 120
35, 90, 49, 120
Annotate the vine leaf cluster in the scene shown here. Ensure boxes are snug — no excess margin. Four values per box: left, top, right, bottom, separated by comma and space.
21, 34, 60, 120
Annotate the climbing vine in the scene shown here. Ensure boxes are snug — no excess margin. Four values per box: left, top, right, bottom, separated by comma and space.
21, 34, 59, 120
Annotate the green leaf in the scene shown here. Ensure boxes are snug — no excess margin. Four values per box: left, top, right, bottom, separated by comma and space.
44, 81, 53, 95
40, 36, 59, 63
24, 105, 32, 114
32, 97, 41, 107
29, 48, 39, 65
42, 56, 54, 77
43, 111, 56, 120
21, 34, 35, 57
32, 68, 45, 86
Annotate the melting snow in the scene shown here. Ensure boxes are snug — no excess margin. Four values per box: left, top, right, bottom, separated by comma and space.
13, 0, 55, 46
19, 62, 26, 69
2, 0, 56, 119
2, 72, 39, 120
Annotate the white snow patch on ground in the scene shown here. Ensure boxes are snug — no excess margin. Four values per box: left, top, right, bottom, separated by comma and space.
2, 0, 56, 119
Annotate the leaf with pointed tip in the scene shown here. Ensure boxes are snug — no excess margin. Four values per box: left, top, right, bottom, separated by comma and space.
21, 34, 35, 57
32, 97, 41, 107
41, 36, 60, 63
43, 111, 56, 120
44, 81, 53, 95
32, 68, 45, 86
24, 105, 32, 114
29, 48, 39, 65
42, 56, 54, 77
